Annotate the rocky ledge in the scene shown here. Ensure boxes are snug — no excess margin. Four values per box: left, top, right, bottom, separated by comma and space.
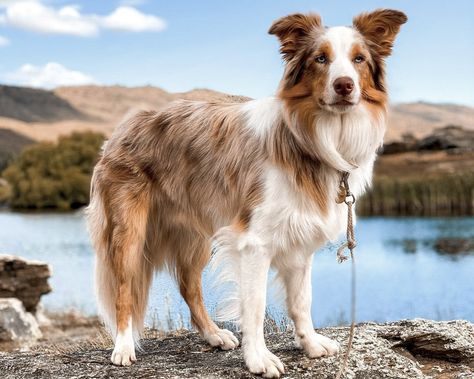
1, 319, 473, 378
0, 254, 51, 313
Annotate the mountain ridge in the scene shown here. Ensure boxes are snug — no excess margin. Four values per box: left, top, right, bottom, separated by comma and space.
0, 84, 472, 142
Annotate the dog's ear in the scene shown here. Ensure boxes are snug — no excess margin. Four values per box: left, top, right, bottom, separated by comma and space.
353, 9, 407, 57
269, 13, 322, 63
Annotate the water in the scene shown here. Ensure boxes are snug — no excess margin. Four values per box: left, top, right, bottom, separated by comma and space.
0, 210, 473, 328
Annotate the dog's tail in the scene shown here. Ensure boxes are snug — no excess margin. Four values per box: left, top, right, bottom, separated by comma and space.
86, 165, 118, 337
86, 161, 153, 344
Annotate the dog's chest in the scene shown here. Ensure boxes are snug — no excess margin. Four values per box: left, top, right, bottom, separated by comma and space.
251, 166, 349, 253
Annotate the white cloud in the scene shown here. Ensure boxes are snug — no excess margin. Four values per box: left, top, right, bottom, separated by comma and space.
6, 62, 96, 88
0, 35, 9, 46
0, 1, 98, 36
0, 1, 166, 36
101, 6, 166, 32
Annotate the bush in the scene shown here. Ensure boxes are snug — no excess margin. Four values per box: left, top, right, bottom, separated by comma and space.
2, 132, 104, 210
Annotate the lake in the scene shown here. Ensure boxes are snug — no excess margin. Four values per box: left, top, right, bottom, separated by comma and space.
1, 211, 473, 329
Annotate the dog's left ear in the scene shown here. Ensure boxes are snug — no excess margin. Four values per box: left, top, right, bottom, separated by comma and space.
353, 9, 407, 57
269, 13, 322, 63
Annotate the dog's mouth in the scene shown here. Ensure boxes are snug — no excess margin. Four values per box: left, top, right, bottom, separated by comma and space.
319, 98, 357, 112
331, 100, 354, 106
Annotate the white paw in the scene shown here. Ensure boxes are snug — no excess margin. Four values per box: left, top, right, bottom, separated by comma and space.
245, 347, 285, 378
204, 328, 239, 350
111, 341, 136, 366
296, 331, 340, 358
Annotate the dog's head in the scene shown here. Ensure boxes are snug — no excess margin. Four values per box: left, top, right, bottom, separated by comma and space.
269, 9, 407, 114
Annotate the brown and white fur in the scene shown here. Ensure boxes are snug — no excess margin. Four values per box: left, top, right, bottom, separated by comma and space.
87, 9, 406, 378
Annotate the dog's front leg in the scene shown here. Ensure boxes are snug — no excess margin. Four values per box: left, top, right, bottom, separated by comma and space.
278, 254, 340, 358
238, 235, 285, 378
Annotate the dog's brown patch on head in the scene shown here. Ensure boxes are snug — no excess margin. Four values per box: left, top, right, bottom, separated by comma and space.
269, 13, 323, 90
269, 14, 330, 151
268, 13, 322, 62
353, 9, 407, 115
353, 11, 405, 110
349, 41, 387, 114
353, 9, 407, 58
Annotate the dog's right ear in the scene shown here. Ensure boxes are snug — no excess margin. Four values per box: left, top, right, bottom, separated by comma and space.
269, 13, 322, 63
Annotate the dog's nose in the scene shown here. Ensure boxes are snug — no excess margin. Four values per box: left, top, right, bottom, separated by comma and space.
333, 77, 354, 96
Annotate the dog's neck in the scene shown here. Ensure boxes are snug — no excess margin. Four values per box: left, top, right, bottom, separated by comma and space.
258, 98, 385, 213
274, 99, 386, 172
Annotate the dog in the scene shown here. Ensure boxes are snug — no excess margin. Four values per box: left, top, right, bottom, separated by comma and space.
87, 9, 406, 378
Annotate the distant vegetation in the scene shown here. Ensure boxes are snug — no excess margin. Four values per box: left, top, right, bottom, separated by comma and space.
1, 132, 104, 210
359, 173, 474, 216
0, 125, 472, 215
359, 125, 474, 216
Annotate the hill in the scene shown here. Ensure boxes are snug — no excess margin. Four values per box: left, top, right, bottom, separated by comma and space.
387, 102, 474, 141
0, 128, 34, 171
0, 84, 472, 143
0, 85, 87, 123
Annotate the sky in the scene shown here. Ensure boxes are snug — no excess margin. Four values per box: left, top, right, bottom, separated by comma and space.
0, 0, 473, 106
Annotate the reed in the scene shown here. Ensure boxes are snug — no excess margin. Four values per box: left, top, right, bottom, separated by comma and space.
358, 172, 474, 216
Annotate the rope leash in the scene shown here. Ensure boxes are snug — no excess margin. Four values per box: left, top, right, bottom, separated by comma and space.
334, 171, 357, 379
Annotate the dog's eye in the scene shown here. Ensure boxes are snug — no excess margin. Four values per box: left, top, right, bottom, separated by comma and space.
354, 55, 365, 64
315, 55, 327, 64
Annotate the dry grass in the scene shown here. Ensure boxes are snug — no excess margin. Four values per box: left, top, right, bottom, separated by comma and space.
359, 151, 474, 216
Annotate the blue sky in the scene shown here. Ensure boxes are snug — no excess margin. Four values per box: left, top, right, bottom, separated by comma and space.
0, 0, 473, 105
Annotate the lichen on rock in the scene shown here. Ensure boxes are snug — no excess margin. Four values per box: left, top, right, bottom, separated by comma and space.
1, 319, 473, 378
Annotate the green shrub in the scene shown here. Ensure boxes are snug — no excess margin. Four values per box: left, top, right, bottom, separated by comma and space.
2, 132, 104, 210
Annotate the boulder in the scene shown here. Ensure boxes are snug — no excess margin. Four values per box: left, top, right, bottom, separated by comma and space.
382, 133, 418, 155
382, 125, 474, 155
417, 125, 474, 152
0, 254, 51, 313
433, 237, 474, 255
0, 298, 42, 343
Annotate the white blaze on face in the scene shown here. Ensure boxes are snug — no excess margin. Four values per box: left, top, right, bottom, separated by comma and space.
324, 26, 361, 104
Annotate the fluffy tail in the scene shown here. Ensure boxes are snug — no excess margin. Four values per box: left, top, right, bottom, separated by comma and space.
86, 168, 119, 337
86, 166, 153, 344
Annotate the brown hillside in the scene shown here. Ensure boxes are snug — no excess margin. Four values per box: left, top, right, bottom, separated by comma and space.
388, 102, 474, 142
0, 128, 34, 170
0, 84, 472, 142
0, 85, 87, 123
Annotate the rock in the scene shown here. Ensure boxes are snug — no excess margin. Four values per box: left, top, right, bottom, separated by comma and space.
0, 298, 42, 344
433, 238, 474, 255
0, 319, 473, 378
382, 125, 474, 155
382, 133, 418, 155
0, 254, 52, 313
417, 125, 474, 152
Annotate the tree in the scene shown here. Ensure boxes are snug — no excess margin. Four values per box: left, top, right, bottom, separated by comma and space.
2, 132, 104, 210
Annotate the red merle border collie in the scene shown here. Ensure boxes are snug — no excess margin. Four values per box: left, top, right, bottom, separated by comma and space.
87, 9, 406, 378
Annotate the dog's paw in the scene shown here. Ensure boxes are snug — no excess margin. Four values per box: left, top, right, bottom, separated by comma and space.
111, 342, 136, 366
204, 328, 239, 350
245, 348, 285, 378
296, 331, 340, 358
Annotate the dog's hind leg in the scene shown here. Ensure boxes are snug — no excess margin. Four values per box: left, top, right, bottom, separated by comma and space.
93, 185, 152, 366
176, 235, 239, 350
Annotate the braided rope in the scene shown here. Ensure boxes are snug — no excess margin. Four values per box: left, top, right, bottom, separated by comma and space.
334, 172, 357, 379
